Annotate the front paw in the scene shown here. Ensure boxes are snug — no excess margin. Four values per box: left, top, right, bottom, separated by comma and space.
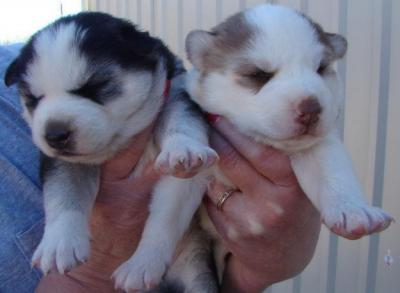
322, 202, 393, 239
32, 213, 90, 274
156, 136, 218, 177
113, 251, 167, 292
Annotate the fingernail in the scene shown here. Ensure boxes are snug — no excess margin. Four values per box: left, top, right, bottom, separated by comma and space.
205, 156, 218, 168
206, 113, 220, 123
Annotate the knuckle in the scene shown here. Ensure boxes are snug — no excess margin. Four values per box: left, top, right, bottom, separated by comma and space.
246, 143, 275, 161
219, 146, 240, 169
258, 150, 285, 172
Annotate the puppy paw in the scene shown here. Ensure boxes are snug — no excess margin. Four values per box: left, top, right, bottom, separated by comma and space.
322, 203, 393, 239
31, 212, 90, 274
156, 136, 218, 177
113, 252, 167, 292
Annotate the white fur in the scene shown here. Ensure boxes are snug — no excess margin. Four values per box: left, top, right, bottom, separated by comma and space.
113, 173, 209, 291
186, 5, 342, 153
155, 134, 217, 174
186, 3, 393, 279
24, 22, 162, 164
19, 16, 218, 291
31, 211, 90, 274
112, 74, 218, 291
291, 133, 392, 234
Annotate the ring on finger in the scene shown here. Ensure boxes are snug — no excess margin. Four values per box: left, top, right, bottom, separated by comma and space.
216, 189, 238, 210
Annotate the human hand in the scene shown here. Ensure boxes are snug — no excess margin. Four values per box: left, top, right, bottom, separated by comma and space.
37, 126, 160, 292
205, 118, 321, 293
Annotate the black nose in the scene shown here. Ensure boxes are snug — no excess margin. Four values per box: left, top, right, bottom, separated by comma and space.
45, 122, 71, 150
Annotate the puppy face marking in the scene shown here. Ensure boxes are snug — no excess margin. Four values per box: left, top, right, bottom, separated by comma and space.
5, 12, 170, 163
186, 12, 253, 72
186, 4, 348, 153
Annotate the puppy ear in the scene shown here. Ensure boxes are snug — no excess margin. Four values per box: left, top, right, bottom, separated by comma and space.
185, 30, 215, 71
326, 33, 347, 59
4, 58, 21, 87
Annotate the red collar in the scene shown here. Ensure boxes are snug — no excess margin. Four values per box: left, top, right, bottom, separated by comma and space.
163, 79, 171, 99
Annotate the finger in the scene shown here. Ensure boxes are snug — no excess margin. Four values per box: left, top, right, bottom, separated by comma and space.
211, 117, 296, 186
207, 181, 276, 239
97, 163, 160, 203
204, 196, 233, 239
101, 125, 154, 181
209, 130, 270, 192
206, 179, 242, 212
204, 196, 250, 242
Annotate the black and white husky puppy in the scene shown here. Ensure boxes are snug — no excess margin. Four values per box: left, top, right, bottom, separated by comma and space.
5, 12, 218, 292
185, 3, 393, 275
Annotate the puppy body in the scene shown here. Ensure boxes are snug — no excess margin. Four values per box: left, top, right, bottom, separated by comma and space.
6, 13, 218, 292
185, 4, 393, 279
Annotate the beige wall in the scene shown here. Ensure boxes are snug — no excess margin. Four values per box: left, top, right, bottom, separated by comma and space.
84, 1, 400, 292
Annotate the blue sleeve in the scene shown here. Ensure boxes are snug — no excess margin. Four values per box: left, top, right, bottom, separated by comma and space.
0, 44, 44, 292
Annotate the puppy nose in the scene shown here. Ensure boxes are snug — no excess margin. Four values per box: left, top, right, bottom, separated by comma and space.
297, 97, 322, 127
45, 122, 71, 150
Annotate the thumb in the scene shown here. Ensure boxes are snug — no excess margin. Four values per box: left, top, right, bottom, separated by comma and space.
101, 125, 154, 181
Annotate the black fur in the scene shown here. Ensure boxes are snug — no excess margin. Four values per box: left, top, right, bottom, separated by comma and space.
4, 12, 178, 95
151, 280, 185, 293
4, 42, 35, 87
69, 66, 122, 105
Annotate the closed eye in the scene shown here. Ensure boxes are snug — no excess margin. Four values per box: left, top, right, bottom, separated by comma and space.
24, 93, 43, 109
244, 69, 274, 84
70, 79, 110, 104
236, 68, 275, 93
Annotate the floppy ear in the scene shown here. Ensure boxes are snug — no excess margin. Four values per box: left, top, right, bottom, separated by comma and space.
185, 30, 216, 71
4, 58, 21, 87
326, 33, 347, 59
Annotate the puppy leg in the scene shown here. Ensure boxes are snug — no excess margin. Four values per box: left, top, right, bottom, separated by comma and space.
32, 156, 99, 274
291, 134, 393, 239
163, 221, 219, 293
113, 73, 216, 291
113, 174, 208, 292
154, 73, 218, 177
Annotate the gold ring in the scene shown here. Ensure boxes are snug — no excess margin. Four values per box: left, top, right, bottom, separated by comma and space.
216, 189, 237, 210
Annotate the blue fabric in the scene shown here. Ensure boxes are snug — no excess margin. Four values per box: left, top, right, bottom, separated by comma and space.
0, 44, 44, 292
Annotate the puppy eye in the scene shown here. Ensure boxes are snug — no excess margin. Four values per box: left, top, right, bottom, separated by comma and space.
70, 79, 110, 104
317, 63, 328, 75
24, 93, 43, 109
245, 70, 274, 83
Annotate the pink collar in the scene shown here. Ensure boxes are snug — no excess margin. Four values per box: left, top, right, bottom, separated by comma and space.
163, 79, 171, 99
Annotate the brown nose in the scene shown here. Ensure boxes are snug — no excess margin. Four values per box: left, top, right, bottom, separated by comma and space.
297, 97, 322, 127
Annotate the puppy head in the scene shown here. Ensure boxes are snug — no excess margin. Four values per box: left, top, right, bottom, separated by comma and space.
186, 4, 347, 152
5, 12, 172, 163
